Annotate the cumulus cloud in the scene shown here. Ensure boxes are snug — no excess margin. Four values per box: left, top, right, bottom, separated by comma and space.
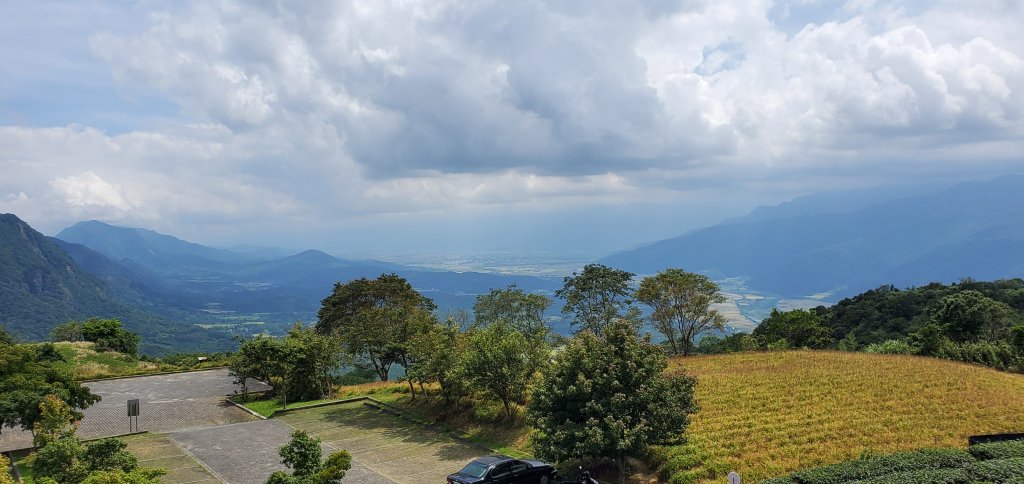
2, 0, 1023, 250
50, 171, 134, 211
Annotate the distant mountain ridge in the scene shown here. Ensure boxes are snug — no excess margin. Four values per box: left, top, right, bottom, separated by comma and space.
0, 214, 234, 354
602, 175, 1024, 298
55, 219, 563, 335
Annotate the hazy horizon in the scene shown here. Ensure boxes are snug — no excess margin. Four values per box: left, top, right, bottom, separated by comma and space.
3, 1, 1023, 255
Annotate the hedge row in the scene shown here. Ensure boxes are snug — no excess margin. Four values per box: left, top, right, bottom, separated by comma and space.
965, 457, 1024, 482
848, 468, 970, 484
784, 448, 972, 484
760, 441, 1024, 484
972, 441, 1024, 461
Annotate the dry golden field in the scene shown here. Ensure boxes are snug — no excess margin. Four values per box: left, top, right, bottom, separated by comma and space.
658, 351, 1024, 483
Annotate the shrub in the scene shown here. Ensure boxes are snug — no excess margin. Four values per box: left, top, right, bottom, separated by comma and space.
847, 467, 970, 484
789, 448, 973, 483
81, 319, 139, 356
760, 478, 798, 484
970, 440, 1024, 461
863, 339, 915, 355
0, 454, 15, 484
936, 340, 1019, 371
471, 400, 506, 423
965, 457, 1024, 481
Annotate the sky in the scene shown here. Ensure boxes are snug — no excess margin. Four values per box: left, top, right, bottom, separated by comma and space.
1, 0, 1022, 257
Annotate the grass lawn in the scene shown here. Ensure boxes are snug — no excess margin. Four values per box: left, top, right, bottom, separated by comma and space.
656, 351, 1024, 483
333, 382, 532, 458
32, 342, 225, 380
231, 393, 352, 417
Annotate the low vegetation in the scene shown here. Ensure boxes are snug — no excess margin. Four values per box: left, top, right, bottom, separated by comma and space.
36, 341, 229, 380
699, 280, 1024, 374
763, 438, 1024, 483
267, 430, 351, 484
654, 351, 1024, 483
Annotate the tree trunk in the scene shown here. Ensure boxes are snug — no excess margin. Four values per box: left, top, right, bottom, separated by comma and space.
370, 353, 389, 381
400, 355, 416, 400
616, 455, 626, 484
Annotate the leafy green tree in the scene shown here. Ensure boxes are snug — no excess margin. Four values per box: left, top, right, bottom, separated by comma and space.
753, 309, 834, 350
30, 436, 90, 484
279, 430, 322, 478
230, 335, 288, 401
635, 268, 727, 355
555, 264, 637, 336
231, 325, 341, 403
266, 430, 351, 484
316, 274, 435, 382
464, 321, 547, 422
932, 290, 1015, 342
473, 284, 552, 340
407, 317, 468, 406
393, 307, 439, 399
910, 322, 950, 356
81, 318, 139, 356
281, 324, 342, 402
837, 332, 859, 352
697, 333, 760, 354
28, 397, 142, 484
0, 325, 14, 346
1012, 325, 1024, 354
85, 439, 139, 473
32, 395, 77, 447
49, 322, 83, 342
0, 341, 99, 434
528, 319, 698, 484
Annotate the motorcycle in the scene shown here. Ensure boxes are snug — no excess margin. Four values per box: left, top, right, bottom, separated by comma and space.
558, 466, 599, 484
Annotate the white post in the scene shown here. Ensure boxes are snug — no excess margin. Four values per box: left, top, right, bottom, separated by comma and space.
728, 471, 741, 484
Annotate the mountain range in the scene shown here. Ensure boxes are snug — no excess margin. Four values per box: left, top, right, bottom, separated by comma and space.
4, 174, 1023, 353
602, 175, 1024, 298
0, 214, 236, 354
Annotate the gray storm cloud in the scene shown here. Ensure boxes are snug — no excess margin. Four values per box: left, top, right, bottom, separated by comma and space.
1, 0, 1022, 249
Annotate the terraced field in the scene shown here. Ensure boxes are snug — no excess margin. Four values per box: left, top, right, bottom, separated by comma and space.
657, 351, 1024, 483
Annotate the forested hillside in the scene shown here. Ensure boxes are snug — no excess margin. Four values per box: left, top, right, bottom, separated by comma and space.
0, 214, 234, 355
820, 279, 1024, 346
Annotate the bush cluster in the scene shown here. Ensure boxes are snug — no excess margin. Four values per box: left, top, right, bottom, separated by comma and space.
762, 440, 1024, 484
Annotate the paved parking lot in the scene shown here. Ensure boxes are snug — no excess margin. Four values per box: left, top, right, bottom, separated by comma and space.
278, 402, 484, 483
0, 370, 484, 483
169, 418, 395, 484
0, 369, 268, 452
121, 432, 220, 483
